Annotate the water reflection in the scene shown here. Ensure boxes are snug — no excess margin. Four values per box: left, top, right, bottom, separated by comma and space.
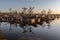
9, 23, 18, 31
20, 24, 33, 34
8, 18, 54, 33
0, 18, 59, 40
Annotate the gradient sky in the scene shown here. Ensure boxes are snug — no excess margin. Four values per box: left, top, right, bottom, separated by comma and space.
0, 0, 60, 13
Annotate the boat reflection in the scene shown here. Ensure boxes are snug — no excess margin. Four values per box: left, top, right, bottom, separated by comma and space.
0, 18, 54, 33
18, 19, 54, 33
0, 18, 59, 40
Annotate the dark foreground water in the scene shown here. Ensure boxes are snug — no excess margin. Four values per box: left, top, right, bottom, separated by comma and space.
0, 18, 60, 40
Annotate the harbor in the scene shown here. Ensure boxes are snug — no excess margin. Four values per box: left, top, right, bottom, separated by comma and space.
0, 18, 60, 40
0, 7, 60, 26
0, 0, 60, 40
0, 9, 60, 40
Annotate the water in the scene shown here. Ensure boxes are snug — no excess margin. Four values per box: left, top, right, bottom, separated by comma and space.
0, 18, 60, 40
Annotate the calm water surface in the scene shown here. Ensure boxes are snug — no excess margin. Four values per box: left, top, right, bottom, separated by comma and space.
0, 18, 60, 40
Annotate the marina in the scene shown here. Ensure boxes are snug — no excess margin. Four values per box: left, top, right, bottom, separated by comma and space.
0, 0, 60, 40
0, 18, 60, 40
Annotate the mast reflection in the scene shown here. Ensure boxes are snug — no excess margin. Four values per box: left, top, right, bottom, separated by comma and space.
19, 19, 54, 34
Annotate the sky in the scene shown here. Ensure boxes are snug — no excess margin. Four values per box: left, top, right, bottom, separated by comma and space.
0, 0, 60, 13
